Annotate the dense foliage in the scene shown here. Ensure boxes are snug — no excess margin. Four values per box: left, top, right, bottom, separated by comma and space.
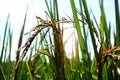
0, 0, 120, 80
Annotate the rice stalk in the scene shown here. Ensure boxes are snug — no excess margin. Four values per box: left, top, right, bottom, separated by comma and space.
14, 27, 46, 70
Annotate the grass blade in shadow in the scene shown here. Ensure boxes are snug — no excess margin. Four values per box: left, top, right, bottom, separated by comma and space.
0, 14, 9, 62
115, 0, 120, 47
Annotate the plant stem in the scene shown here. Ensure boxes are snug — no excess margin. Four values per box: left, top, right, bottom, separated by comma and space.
53, 28, 66, 80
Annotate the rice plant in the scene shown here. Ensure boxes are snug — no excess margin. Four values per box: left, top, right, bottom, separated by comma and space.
0, 0, 120, 80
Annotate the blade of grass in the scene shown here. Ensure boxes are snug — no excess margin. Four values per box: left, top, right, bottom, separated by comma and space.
6, 26, 13, 80
82, 0, 98, 60
45, 0, 52, 17
115, 0, 120, 47
14, 5, 28, 80
26, 60, 33, 80
0, 62, 6, 80
54, 0, 60, 32
70, 0, 93, 79
90, 9, 100, 33
8, 27, 12, 61
74, 39, 81, 79
99, 0, 110, 47
0, 14, 9, 62
70, 0, 85, 52
4, 30, 9, 62
16, 5, 28, 62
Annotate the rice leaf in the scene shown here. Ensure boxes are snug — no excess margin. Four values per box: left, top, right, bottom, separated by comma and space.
82, 0, 98, 60
115, 0, 120, 47
26, 60, 33, 80
0, 14, 9, 62
70, 0, 85, 54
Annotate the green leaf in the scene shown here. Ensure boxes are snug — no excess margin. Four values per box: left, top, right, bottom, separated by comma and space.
26, 60, 33, 80
115, 0, 120, 47
82, 0, 98, 60
0, 14, 9, 62
70, 0, 85, 54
